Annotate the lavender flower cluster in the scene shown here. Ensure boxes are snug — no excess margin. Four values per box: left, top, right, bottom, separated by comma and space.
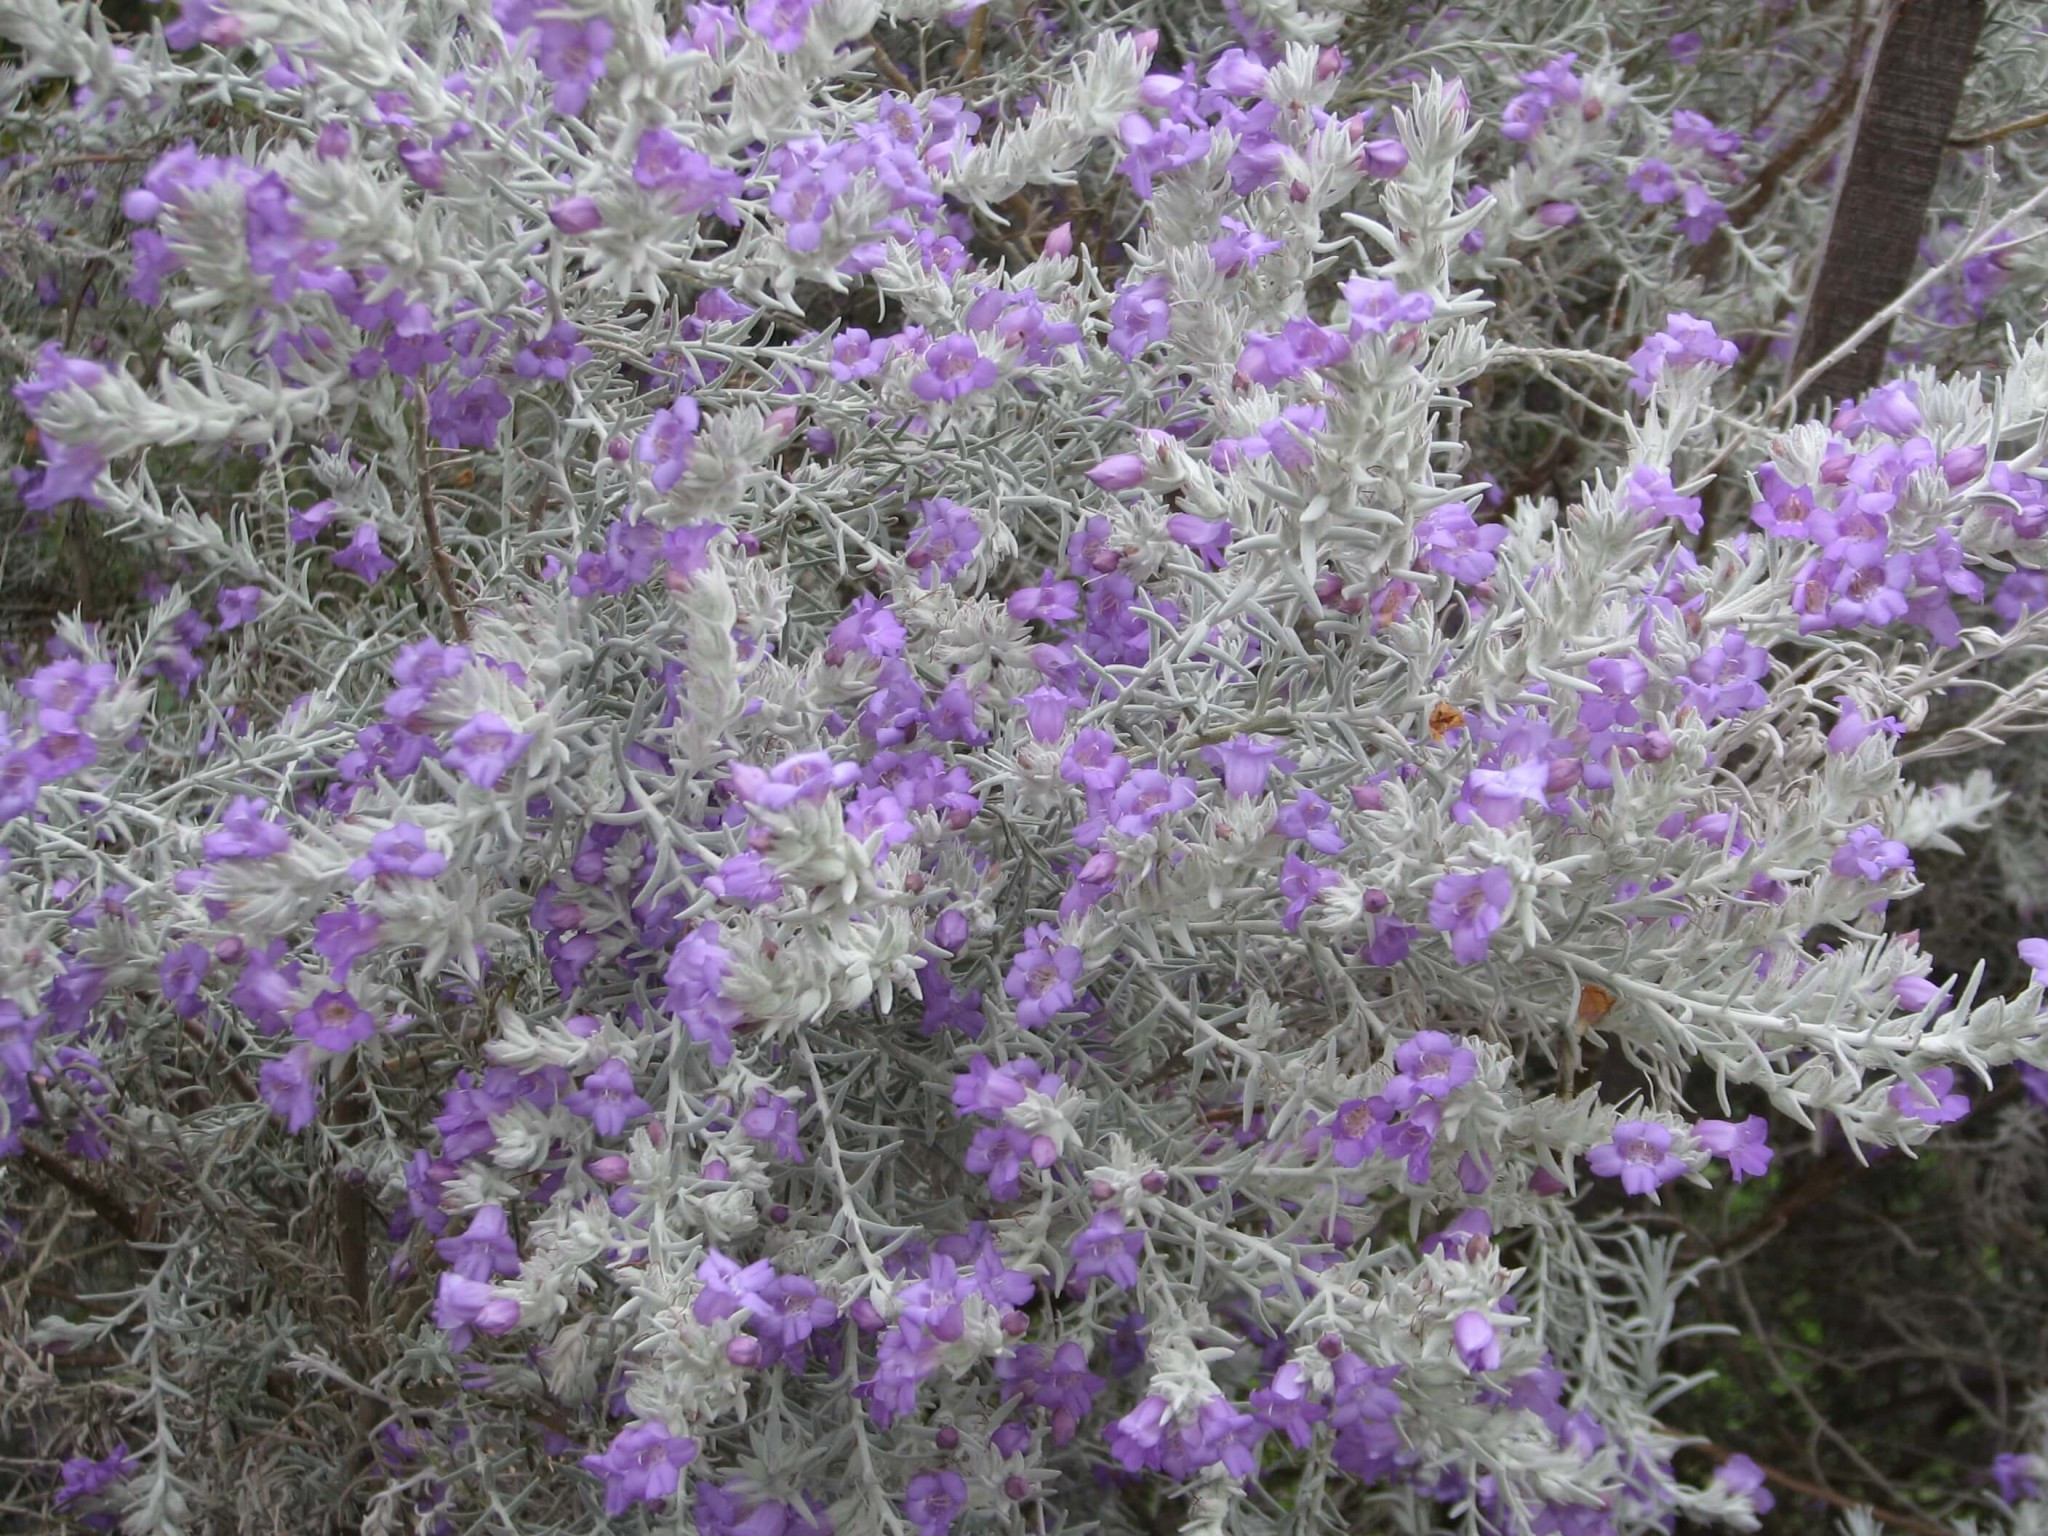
4, 1, 2048, 1533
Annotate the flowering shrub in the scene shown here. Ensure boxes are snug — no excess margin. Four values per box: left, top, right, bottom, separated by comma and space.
4, 1, 2048, 1534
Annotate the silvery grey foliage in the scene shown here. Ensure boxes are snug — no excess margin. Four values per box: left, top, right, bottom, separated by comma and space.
2, 2, 2048, 1535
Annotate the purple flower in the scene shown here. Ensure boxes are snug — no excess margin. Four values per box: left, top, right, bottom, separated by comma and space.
350, 823, 447, 882
1166, 512, 1233, 569
1087, 453, 1147, 491
1627, 312, 1737, 398
216, 586, 263, 629
1360, 138, 1408, 177
1274, 790, 1345, 853
258, 1044, 321, 1132
1279, 854, 1341, 932
204, 795, 291, 860
549, 195, 603, 233
1251, 1362, 1327, 1448
1455, 759, 1547, 830
1991, 1453, 2043, 1506
1586, 1121, 1688, 1195
665, 926, 744, 1063
1453, 1311, 1500, 1372
55, 1444, 136, 1528
912, 335, 998, 403
294, 989, 376, 1051
1414, 504, 1507, 584
434, 1268, 523, 1348
446, 711, 532, 788
1850, 379, 1923, 439
2020, 937, 2048, 985
566, 1058, 651, 1136
1327, 1098, 1383, 1167
1107, 769, 1197, 839
952, 1054, 1050, 1117
633, 130, 746, 221
1711, 1454, 1776, 1515
1070, 1209, 1142, 1289
903, 1471, 967, 1536
1342, 276, 1435, 336
1004, 924, 1083, 1030
1621, 464, 1703, 534
331, 523, 396, 584
1683, 630, 1770, 721
1209, 218, 1282, 275
740, 1089, 804, 1161
290, 499, 340, 543
1830, 825, 1912, 882
1107, 276, 1171, 359
21, 659, 114, 733
1628, 158, 1678, 205
1889, 1066, 1970, 1125
826, 594, 906, 663
428, 378, 511, 449
706, 850, 784, 906
1387, 1031, 1477, 1107
159, 944, 211, 1018
1827, 697, 1903, 755
906, 499, 983, 586
533, 15, 613, 114
745, 0, 815, 49
729, 751, 858, 811
1202, 734, 1283, 798
695, 1249, 777, 1323
1674, 182, 1727, 244
513, 319, 592, 380
638, 398, 701, 494
1694, 1116, 1773, 1181
1428, 866, 1512, 965
437, 1203, 522, 1280
581, 1422, 698, 1518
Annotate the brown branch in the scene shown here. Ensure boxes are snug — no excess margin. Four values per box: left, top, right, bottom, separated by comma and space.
861, 34, 916, 96
956, 5, 990, 80
413, 398, 472, 644
19, 1141, 143, 1243
1692, 1441, 1953, 1536
1951, 107, 2048, 149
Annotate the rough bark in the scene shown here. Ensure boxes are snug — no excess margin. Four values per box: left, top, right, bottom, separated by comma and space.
1789, 0, 1986, 411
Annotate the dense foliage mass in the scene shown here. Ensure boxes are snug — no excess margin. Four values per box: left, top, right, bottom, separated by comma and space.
2, 1, 2048, 1534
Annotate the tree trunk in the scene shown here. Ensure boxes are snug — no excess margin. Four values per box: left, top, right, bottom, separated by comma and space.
1788, 0, 1985, 411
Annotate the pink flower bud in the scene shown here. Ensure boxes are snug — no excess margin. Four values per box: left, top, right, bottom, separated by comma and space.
726, 1335, 763, 1367
1086, 453, 1147, 492
1001, 1309, 1031, 1336
549, 196, 603, 234
1042, 222, 1073, 258
587, 1154, 631, 1182
1361, 139, 1408, 178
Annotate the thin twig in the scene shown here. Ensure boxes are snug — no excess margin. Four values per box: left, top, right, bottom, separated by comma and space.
413, 398, 472, 643
1692, 1440, 1954, 1536
1951, 107, 2048, 149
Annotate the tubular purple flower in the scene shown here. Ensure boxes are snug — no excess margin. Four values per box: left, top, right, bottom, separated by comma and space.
1428, 867, 1512, 964
1586, 1121, 1688, 1195
1694, 1116, 1773, 1181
